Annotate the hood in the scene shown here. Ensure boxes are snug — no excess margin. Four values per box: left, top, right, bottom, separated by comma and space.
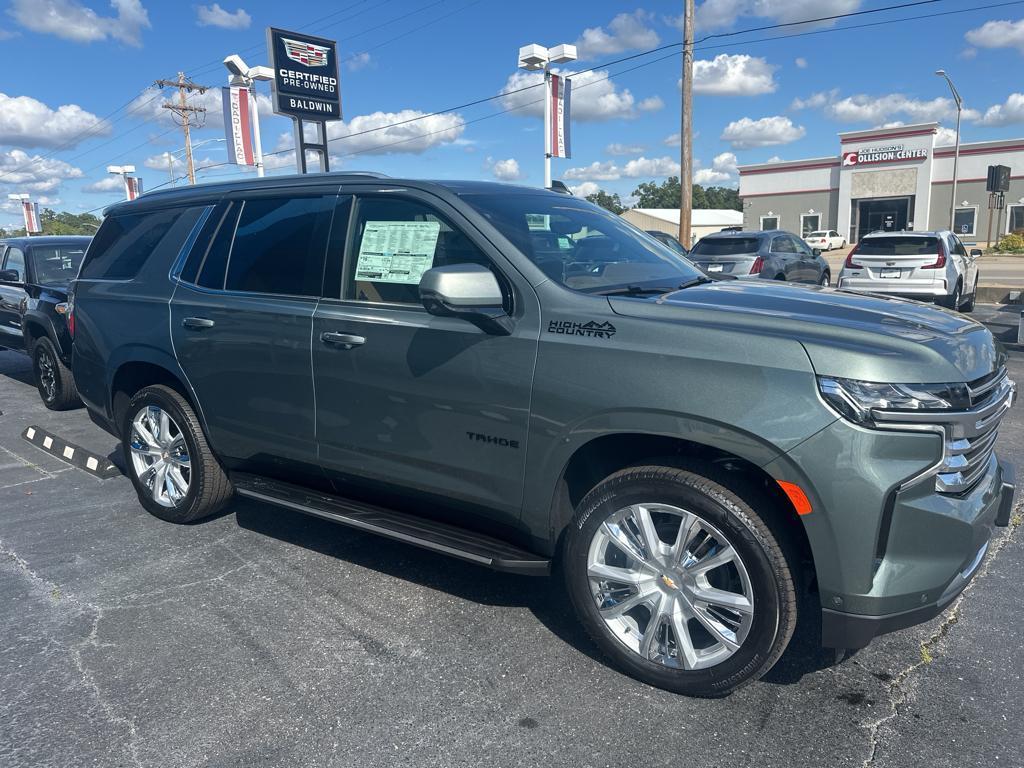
609, 280, 1001, 384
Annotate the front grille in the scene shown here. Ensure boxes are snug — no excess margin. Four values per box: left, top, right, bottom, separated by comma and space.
873, 368, 1015, 495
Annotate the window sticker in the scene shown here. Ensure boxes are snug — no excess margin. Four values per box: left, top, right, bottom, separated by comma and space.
355, 220, 441, 284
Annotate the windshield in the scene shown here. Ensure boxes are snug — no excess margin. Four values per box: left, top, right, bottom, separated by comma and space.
460, 193, 702, 293
689, 237, 761, 257
857, 236, 940, 256
30, 244, 88, 284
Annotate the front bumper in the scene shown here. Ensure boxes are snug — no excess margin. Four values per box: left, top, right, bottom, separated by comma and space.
821, 459, 1014, 649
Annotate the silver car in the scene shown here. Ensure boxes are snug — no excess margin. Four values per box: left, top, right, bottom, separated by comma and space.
687, 229, 831, 286
837, 231, 980, 312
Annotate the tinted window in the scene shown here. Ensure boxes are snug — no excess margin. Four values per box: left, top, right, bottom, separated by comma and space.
225, 196, 329, 296
462, 193, 700, 293
953, 208, 975, 236
690, 237, 761, 256
857, 236, 940, 256
345, 196, 494, 304
179, 203, 228, 284
29, 244, 87, 285
81, 207, 198, 280
3, 246, 25, 280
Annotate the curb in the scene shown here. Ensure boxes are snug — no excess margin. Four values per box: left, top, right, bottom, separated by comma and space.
21, 426, 121, 479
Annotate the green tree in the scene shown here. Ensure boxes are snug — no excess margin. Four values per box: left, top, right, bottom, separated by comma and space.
630, 177, 742, 211
39, 209, 103, 235
585, 190, 626, 215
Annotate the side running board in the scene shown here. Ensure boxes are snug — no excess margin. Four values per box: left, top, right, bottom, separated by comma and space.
232, 473, 550, 576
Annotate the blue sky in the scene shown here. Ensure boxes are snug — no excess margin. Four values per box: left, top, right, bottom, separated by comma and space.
1, 0, 1024, 227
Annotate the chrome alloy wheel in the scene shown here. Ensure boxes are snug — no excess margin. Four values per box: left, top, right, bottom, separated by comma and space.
129, 406, 191, 508
587, 503, 754, 670
35, 348, 56, 401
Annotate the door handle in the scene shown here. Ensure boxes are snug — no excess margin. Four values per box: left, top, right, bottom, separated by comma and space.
182, 317, 215, 330
321, 331, 365, 349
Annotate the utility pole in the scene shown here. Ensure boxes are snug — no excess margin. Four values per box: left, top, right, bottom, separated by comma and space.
155, 73, 209, 185
678, 0, 695, 248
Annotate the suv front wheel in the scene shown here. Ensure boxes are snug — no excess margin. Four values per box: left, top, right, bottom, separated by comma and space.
123, 385, 233, 523
564, 464, 797, 697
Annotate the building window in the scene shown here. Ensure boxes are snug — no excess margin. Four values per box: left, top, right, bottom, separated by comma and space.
800, 214, 820, 237
953, 206, 977, 237
760, 215, 779, 230
1008, 205, 1024, 235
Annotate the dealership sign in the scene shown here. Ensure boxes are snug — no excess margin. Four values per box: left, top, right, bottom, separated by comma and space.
267, 27, 342, 121
842, 144, 928, 167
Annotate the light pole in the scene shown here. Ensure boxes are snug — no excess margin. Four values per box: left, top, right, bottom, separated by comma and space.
517, 42, 578, 188
164, 138, 226, 186
935, 69, 963, 233
224, 54, 272, 178
107, 165, 139, 200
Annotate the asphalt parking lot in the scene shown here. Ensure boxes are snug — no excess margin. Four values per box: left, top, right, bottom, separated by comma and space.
1, 348, 1022, 768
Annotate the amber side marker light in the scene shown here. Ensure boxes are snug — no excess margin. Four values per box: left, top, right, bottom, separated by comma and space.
777, 480, 813, 516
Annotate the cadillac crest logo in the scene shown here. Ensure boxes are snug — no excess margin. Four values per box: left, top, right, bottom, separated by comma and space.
282, 38, 330, 67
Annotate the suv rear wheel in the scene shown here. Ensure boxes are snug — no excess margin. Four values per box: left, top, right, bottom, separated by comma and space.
123, 385, 233, 523
564, 464, 797, 697
32, 337, 80, 411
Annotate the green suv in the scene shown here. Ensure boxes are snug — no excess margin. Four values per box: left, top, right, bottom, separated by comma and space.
71, 175, 1015, 696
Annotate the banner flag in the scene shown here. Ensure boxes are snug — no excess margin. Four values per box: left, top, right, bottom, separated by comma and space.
223, 86, 256, 166
550, 74, 571, 159
22, 201, 41, 233
124, 176, 142, 201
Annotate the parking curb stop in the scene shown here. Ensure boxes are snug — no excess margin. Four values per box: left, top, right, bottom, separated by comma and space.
21, 426, 120, 479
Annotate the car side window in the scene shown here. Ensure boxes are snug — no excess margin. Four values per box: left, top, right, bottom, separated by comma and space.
224, 196, 332, 297
952, 236, 968, 257
81, 208, 199, 281
791, 236, 811, 255
3, 246, 25, 280
343, 196, 494, 305
770, 236, 794, 254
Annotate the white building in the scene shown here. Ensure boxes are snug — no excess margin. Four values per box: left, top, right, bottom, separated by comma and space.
621, 208, 744, 243
738, 122, 1024, 245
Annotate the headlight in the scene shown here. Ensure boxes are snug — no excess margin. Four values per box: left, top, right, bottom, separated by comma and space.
818, 376, 970, 425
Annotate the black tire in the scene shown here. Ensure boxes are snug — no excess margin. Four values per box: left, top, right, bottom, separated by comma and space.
939, 281, 962, 310
819, 271, 830, 287
961, 277, 978, 313
122, 384, 233, 523
564, 464, 797, 697
32, 336, 80, 411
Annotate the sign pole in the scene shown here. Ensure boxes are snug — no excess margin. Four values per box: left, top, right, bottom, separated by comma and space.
249, 85, 265, 178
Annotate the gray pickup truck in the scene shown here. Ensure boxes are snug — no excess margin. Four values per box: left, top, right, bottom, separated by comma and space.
71, 175, 1015, 697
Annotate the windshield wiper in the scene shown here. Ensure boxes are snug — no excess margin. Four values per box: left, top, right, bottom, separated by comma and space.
594, 284, 680, 297
674, 276, 715, 290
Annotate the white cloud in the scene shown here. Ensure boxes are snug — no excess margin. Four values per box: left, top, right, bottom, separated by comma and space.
196, 3, 250, 29
693, 0, 860, 31
320, 110, 465, 155
564, 155, 680, 182
0, 92, 109, 149
0, 149, 83, 194
720, 116, 805, 149
935, 126, 958, 146
128, 87, 273, 128
144, 152, 182, 172
690, 54, 777, 96
9, 0, 150, 46
791, 89, 980, 123
570, 181, 603, 198
488, 157, 523, 181
83, 176, 124, 193
500, 68, 644, 121
346, 52, 372, 71
575, 9, 659, 57
965, 19, 1024, 53
606, 143, 645, 156
664, 132, 680, 146
694, 152, 738, 185
794, 57, 808, 68
980, 93, 1024, 126
766, 155, 783, 163
638, 96, 664, 112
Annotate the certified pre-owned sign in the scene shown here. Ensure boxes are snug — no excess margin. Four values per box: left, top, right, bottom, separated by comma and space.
267, 27, 342, 121
842, 144, 928, 167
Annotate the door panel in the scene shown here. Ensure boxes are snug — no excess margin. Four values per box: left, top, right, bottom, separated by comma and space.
0, 246, 26, 343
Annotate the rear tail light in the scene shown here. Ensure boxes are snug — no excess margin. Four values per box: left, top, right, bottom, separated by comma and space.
62, 297, 75, 338
844, 244, 863, 269
921, 239, 947, 269
749, 255, 764, 274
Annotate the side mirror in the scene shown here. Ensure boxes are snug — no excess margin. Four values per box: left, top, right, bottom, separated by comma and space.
812, 248, 822, 257
419, 263, 512, 336
0, 269, 21, 283
970, 248, 983, 258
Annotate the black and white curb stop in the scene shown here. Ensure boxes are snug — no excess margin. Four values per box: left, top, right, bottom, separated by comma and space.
21, 426, 121, 479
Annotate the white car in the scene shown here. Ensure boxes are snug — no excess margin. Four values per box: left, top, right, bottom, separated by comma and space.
837, 230, 980, 312
805, 230, 846, 251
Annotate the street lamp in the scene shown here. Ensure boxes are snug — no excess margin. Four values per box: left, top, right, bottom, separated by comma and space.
107, 165, 139, 201
518, 42, 578, 188
223, 54, 273, 178
935, 69, 963, 233
163, 138, 226, 186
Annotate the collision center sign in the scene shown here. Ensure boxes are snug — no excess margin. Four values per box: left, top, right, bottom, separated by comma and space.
842, 144, 928, 167
267, 27, 342, 121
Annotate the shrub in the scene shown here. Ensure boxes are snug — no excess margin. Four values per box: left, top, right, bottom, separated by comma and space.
995, 232, 1024, 253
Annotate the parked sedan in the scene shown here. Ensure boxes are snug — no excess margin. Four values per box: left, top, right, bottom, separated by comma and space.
805, 229, 846, 251
644, 230, 688, 255
687, 229, 831, 286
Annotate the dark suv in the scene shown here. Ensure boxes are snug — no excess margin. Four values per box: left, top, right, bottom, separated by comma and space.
688, 230, 830, 286
0, 235, 90, 408
72, 175, 1014, 697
